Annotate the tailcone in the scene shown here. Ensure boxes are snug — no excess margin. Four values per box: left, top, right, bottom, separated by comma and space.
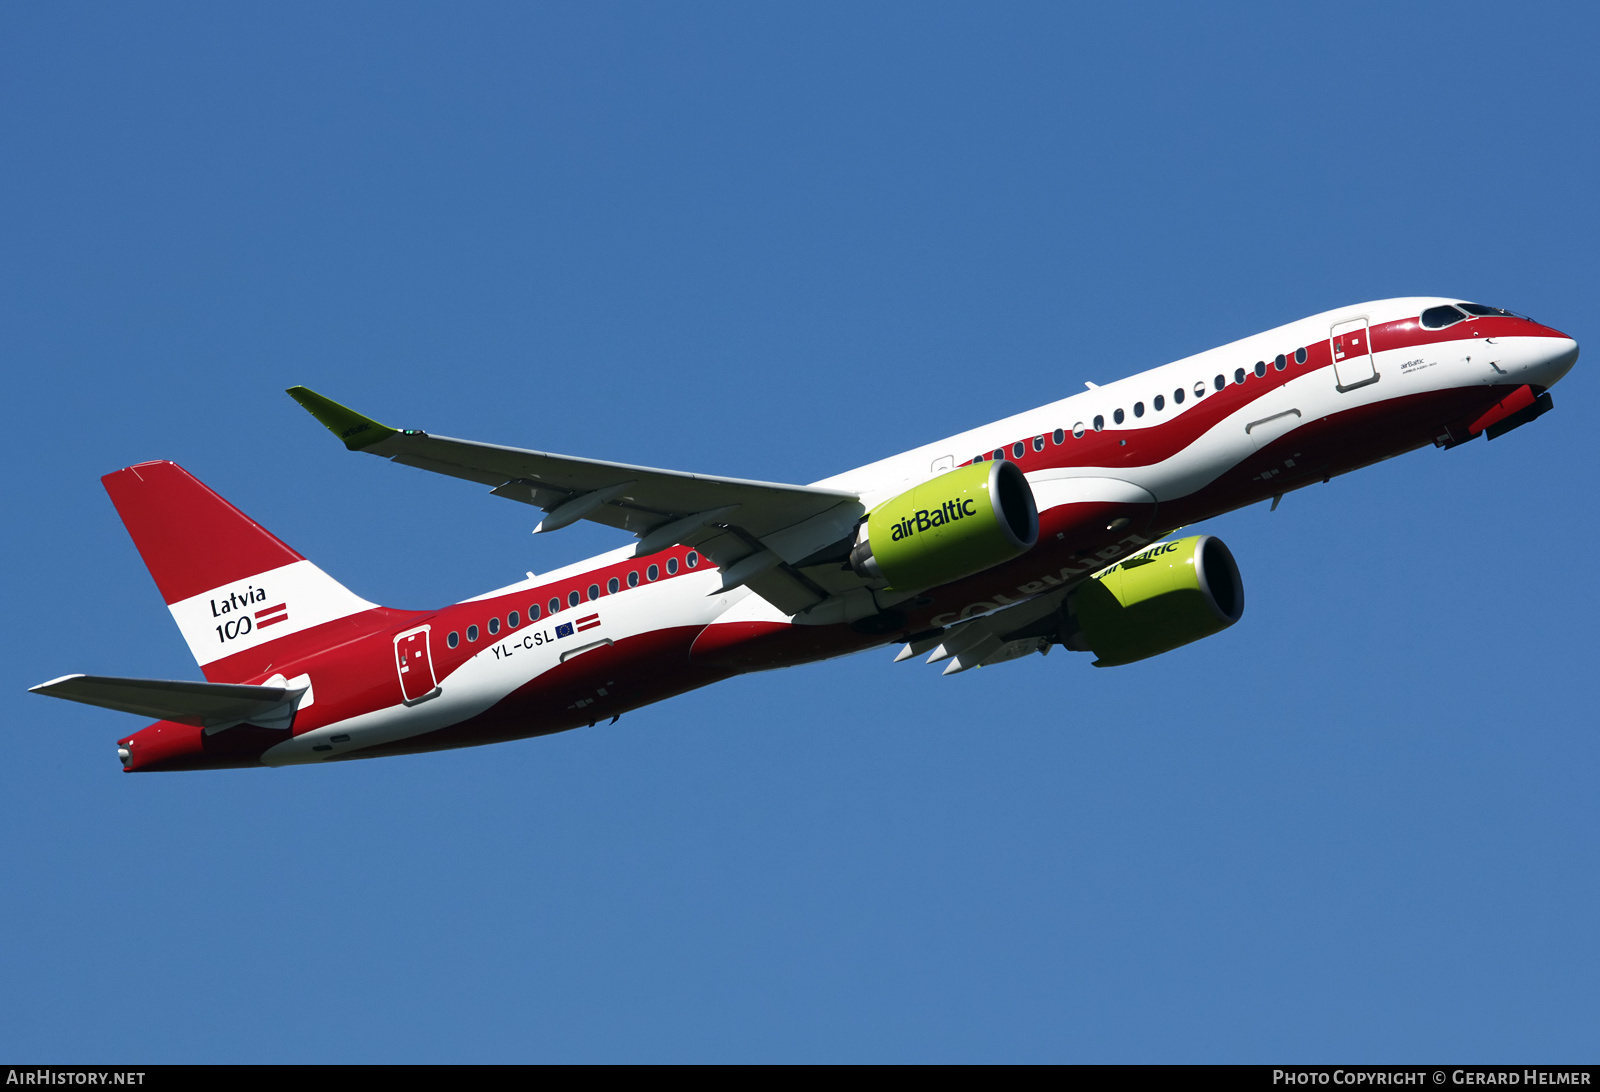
119, 720, 281, 772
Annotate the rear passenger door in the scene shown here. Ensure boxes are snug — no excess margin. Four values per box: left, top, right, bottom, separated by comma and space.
394, 625, 440, 705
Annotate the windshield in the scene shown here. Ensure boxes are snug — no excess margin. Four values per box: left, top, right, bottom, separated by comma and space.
1420, 305, 1468, 329
1457, 302, 1528, 319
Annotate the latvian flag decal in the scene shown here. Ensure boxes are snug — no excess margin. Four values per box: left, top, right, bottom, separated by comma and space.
576, 612, 601, 633
255, 602, 289, 629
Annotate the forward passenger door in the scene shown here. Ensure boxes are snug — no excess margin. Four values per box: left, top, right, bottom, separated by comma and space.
1331, 317, 1378, 391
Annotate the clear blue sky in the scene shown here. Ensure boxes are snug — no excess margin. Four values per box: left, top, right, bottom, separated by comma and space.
3, 2, 1597, 1062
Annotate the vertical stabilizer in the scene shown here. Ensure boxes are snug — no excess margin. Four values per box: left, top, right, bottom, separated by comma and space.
103, 462, 376, 677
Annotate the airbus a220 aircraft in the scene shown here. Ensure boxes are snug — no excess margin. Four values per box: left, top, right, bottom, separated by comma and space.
32, 298, 1578, 771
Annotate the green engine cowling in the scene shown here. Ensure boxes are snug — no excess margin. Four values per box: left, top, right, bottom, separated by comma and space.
1066, 535, 1244, 666
850, 459, 1039, 591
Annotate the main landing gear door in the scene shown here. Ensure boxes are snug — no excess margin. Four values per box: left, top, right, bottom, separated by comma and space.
1331, 317, 1378, 392
394, 625, 441, 705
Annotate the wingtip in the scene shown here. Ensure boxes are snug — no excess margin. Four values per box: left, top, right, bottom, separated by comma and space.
30, 674, 85, 695
286, 387, 399, 451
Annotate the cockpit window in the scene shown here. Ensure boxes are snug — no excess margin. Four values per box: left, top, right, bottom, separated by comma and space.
1420, 305, 1469, 329
1457, 302, 1526, 319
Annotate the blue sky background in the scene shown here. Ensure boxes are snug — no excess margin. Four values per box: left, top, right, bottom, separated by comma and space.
3, 2, 1597, 1062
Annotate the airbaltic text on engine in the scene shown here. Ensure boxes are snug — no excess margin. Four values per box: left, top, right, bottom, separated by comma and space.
889, 497, 980, 540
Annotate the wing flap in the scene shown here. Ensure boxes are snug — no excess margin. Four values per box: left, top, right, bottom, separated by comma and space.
905, 584, 1077, 675
388, 432, 857, 533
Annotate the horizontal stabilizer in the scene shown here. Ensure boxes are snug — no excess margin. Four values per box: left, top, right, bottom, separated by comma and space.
30, 674, 307, 731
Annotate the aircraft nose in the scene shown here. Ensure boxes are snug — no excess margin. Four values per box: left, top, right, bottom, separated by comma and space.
1537, 336, 1579, 388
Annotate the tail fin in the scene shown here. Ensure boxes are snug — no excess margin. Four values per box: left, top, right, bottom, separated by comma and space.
103, 462, 376, 680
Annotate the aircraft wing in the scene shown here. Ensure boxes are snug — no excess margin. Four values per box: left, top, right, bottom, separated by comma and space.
288, 387, 867, 613
896, 587, 1072, 675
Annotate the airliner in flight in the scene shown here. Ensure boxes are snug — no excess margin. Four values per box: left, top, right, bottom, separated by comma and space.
32, 298, 1578, 771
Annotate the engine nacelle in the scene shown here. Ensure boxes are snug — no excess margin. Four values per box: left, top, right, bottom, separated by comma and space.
850, 459, 1038, 591
1066, 535, 1244, 666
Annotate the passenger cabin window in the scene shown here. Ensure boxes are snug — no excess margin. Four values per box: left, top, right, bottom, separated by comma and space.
1214, 374, 1225, 391
667, 557, 679, 575
1234, 367, 1246, 384
1154, 395, 1165, 411
509, 611, 520, 628
1113, 408, 1124, 425
1133, 401, 1145, 417
628, 571, 639, 587
530, 603, 542, 621
1173, 388, 1185, 405
647, 564, 659, 581
1012, 441, 1025, 459
993, 448, 1005, 461
607, 577, 619, 594
548, 597, 560, 615
1421, 304, 1469, 329
1032, 435, 1044, 452
447, 631, 459, 649
1073, 421, 1086, 438
568, 590, 581, 608
467, 625, 479, 642
1052, 428, 1065, 445
1193, 381, 1205, 398
487, 617, 500, 635
1093, 415, 1105, 431
587, 584, 600, 602
687, 551, 699, 568
1295, 346, 1308, 364
1274, 354, 1287, 371
1254, 361, 1267, 378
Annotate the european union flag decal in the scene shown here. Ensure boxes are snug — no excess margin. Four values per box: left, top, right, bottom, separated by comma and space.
555, 622, 574, 639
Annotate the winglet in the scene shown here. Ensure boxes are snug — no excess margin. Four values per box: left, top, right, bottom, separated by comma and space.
286, 387, 400, 451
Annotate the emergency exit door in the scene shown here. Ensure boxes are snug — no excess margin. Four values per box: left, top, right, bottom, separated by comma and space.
1331, 318, 1378, 391
394, 625, 440, 704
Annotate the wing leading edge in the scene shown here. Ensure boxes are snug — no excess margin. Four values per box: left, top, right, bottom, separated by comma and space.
286, 387, 867, 614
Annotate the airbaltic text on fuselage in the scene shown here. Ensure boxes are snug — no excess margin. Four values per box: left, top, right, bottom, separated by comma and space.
889, 498, 979, 541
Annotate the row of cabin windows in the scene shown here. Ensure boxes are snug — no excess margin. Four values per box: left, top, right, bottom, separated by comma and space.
445, 551, 701, 648
970, 346, 1310, 459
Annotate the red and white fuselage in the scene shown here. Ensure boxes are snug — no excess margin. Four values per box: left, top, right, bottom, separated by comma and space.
47, 297, 1576, 771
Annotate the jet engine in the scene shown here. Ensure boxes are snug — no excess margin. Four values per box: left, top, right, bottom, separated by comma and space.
850, 459, 1038, 591
1065, 535, 1244, 666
